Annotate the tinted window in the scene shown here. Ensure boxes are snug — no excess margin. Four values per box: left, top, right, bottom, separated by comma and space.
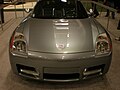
32, 0, 88, 19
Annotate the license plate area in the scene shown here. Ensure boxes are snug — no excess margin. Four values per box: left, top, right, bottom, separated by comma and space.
43, 67, 80, 81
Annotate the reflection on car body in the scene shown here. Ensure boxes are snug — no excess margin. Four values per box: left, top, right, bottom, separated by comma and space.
9, 0, 112, 82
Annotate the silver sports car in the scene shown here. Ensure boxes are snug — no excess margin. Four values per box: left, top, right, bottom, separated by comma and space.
9, 0, 112, 82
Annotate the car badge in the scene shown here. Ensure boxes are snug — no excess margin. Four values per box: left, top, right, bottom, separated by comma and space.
56, 44, 65, 50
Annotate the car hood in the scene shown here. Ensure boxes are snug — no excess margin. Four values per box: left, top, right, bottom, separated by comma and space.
26, 18, 94, 53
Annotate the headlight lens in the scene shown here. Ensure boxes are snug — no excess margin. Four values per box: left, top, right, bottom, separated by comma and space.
95, 33, 112, 55
10, 32, 27, 54
13, 40, 26, 52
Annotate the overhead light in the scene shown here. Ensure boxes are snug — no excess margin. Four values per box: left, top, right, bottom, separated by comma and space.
61, 0, 67, 2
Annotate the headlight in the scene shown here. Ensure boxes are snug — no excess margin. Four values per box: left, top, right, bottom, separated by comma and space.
95, 33, 112, 56
10, 32, 27, 54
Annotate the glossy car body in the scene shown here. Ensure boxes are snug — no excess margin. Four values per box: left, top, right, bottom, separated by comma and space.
9, 0, 112, 82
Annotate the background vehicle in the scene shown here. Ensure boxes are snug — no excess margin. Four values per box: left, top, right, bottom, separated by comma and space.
4, 0, 25, 4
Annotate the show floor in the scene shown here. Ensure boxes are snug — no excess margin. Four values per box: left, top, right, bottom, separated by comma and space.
0, 11, 120, 90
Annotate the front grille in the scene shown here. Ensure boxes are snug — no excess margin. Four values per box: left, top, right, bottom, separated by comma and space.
83, 64, 105, 79
16, 64, 39, 79
43, 73, 80, 81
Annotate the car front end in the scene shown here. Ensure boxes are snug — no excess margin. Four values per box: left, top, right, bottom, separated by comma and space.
9, 19, 112, 82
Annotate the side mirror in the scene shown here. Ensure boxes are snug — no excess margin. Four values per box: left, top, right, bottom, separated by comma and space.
87, 9, 94, 17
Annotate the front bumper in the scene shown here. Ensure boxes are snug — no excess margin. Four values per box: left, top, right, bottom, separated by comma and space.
9, 51, 112, 82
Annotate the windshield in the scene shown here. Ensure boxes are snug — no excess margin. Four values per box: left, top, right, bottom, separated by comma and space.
32, 0, 88, 19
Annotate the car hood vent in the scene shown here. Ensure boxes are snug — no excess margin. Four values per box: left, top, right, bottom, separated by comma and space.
27, 18, 94, 53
